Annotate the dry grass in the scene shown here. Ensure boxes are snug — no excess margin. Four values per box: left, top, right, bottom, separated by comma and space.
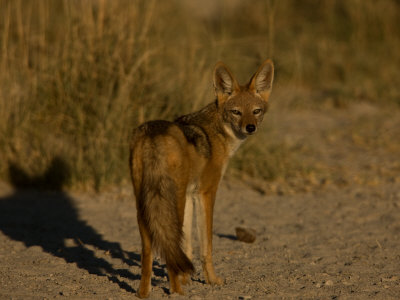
0, 0, 399, 190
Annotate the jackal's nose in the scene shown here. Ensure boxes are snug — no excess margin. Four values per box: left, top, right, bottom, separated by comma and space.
245, 124, 256, 133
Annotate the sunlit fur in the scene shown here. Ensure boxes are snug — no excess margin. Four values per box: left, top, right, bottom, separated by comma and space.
129, 59, 274, 298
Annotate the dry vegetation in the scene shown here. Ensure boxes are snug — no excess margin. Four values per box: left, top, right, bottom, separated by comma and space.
0, 0, 399, 191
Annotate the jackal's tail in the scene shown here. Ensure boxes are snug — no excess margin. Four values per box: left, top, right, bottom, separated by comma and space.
132, 145, 194, 274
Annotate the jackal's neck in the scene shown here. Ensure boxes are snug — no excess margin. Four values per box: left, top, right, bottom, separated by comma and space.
174, 101, 245, 157
175, 101, 221, 130
222, 123, 245, 156
198, 101, 245, 156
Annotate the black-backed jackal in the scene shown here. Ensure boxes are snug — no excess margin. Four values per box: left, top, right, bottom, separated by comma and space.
129, 59, 274, 298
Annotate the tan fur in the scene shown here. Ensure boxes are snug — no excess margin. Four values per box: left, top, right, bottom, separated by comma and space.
129, 59, 274, 298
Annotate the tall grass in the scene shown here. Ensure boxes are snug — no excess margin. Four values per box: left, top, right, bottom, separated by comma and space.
0, 0, 399, 190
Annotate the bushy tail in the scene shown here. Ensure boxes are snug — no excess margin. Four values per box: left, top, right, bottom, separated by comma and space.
138, 152, 194, 274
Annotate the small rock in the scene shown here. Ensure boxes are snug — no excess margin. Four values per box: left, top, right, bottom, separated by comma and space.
325, 280, 334, 286
64, 238, 77, 247
239, 296, 252, 300
235, 227, 256, 243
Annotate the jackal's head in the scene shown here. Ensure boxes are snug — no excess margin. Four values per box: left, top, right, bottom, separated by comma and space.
213, 59, 274, 139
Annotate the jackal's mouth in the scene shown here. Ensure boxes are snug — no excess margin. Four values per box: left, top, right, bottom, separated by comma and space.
245, 130, 256, 135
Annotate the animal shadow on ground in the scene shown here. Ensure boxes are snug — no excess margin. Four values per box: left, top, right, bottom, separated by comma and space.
217, 233, 237, 241
0, 157, 143, 293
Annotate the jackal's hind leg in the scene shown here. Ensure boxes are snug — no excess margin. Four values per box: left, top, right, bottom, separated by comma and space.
137, 216, 153, 298
168, 269, 184, 295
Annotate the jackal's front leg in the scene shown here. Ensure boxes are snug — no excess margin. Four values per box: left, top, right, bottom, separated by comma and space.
181, 194, 194, 285
196, 190, 223, 285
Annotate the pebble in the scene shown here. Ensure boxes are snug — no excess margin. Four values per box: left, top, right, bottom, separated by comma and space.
325, 280, 334, 286
64, 238, 77, 247
235, 227, 256, 243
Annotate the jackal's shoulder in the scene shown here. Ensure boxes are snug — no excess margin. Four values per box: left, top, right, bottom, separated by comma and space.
174, 103, 219, 158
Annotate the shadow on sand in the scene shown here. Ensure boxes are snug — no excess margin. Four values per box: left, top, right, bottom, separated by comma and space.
0, 157, 141, 293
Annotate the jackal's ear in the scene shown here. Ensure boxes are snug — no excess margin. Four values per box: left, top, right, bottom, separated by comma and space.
248, 59, 274, 102
213, 62, 239, 100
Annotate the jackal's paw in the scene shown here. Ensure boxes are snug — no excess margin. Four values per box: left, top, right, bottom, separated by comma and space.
137, 280, 151, 298
180, 273, 191, 285
170, 286, 185, 295
206, 275, 224, 286
136, 289, 150, 299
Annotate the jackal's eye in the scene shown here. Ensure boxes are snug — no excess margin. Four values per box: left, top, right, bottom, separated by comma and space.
231, 109, 242, 116
253, 108, 262, 115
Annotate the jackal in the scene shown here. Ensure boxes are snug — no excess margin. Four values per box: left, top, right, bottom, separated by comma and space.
129, 59, 274, 298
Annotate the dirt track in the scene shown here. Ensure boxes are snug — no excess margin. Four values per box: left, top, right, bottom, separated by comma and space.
0, 179, 399, 299
1, 103, 400, 299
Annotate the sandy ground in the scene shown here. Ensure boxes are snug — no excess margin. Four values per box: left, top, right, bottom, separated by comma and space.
0, 181, 399, 299
1, 103, 400, 299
